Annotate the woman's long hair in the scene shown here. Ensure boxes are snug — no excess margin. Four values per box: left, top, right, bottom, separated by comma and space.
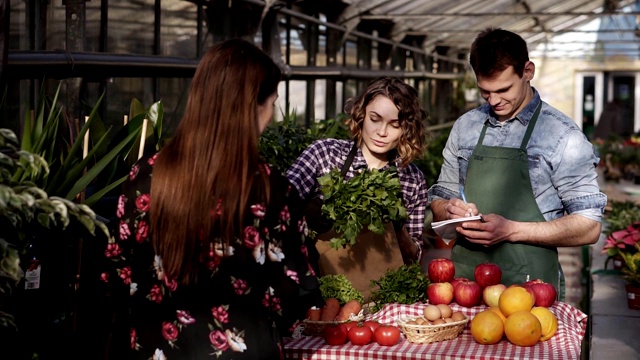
150, 39, 281, 285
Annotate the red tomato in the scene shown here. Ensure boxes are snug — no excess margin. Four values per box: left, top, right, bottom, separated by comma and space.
363, 320, 380, 334
323, 324, 348, 345
343, 321, 358, 332
347, 325, 373, 345
373, 325, 401, 346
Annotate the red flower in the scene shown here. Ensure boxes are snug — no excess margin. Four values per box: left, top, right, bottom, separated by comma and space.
119, 221, 131, 241
130, 328, 137, 349
232, 278, 248, 295
116, 195, 127, 218
209, 330, 229, 351
260, 163, 271, 175
280, 206, 290, 222
163, 275, 178, 291
148, 153, 158, 166
129, 164, 139, 180
149, 284, 163, 303
100, 272, 109, 282
161, 321, 179, 342
105, 243, 122, 258
243, 226, 261, 248
211, 305, 229, 324
176, 310, 195, 325
135, 194, 150, 212
136, 220, 149, 243
119, 266, 132, 285
251, 204, 266, 218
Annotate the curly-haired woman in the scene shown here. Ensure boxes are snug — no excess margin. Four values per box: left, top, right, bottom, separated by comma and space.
286, 76, 429, 267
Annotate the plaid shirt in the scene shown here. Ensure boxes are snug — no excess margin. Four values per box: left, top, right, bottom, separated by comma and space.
286, 138, 428, 259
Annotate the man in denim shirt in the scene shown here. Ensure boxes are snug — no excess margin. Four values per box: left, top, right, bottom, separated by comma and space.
428, 28, 607, 297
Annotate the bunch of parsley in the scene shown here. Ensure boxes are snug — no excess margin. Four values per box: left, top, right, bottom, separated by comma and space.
368, 262, 430, 312
318, 167, 407, 250
318, 274, 364, 305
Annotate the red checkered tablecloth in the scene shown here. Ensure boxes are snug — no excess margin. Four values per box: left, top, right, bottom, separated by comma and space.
285, 302, 587, 360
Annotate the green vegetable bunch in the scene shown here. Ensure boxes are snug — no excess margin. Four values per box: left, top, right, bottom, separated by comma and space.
318, 274, 364, 305
368, 262, 429, 312
318, 167, 407, 249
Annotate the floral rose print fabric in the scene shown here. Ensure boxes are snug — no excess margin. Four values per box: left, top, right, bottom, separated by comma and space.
101, 154, 321, 359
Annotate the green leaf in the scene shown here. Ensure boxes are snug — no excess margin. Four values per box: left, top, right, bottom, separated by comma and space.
83, 174, 128, 207
64, 128, 141, 200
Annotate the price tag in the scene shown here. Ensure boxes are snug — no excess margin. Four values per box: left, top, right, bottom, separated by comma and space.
25, 260, 41, 290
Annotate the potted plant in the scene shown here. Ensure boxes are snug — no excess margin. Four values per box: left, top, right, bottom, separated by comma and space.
619, 243, 640, 309
14, 84, 165, 210
1, 81, 166, 357
601, 201, 640, 270
1, 128, 110, 358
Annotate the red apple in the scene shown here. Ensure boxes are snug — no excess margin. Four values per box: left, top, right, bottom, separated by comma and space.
428, 258, 455, 283
523, 279, 557, 307
482, 283, 507, 307
453, 280, 483, 307
450, 277, 469, 290
474, 262, 502, 288
427, 282, 454, 305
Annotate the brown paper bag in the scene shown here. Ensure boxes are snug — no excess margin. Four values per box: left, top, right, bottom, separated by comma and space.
315, 222, 405, 302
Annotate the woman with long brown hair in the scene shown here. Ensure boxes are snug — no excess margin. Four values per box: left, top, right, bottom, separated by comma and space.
102, 39, 321, 359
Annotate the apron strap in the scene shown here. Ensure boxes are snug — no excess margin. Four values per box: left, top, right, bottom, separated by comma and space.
340, 141, 359, 178
519, 102, 543, 150
476, 101, 543, 149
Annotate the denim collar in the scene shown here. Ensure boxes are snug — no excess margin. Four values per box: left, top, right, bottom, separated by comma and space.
486, 87, 541, 126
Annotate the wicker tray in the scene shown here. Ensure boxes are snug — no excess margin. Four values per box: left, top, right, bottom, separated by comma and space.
301, 313, 365, 337
397, 315, 469, 344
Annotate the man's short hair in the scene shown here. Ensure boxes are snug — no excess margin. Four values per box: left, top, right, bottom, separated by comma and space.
469, 27, 529, 78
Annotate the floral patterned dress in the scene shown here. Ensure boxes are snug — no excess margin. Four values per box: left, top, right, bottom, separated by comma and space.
101, 154, 322, 360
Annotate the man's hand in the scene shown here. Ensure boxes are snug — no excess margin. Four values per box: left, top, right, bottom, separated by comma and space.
432, 198, 480, 220
455, 213, 512, 246
455, 213, 602, 248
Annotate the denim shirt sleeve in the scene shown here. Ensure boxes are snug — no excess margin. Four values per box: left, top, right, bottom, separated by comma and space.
550, 129, 607, 221
428, 113, 476, 203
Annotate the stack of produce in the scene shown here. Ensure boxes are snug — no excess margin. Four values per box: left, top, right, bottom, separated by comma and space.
423, 258, 559, 346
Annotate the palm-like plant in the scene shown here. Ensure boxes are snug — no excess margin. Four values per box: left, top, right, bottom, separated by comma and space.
13, 84, 164, 208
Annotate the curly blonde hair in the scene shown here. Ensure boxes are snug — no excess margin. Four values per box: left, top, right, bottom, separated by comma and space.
344, 77, 427, 168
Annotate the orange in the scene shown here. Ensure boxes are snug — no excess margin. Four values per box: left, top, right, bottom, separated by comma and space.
470, 309, 504, 345
530, 306, 558, 341
488, 307, 507, 325
504, 310, 542, 347
498, 286, 535, 317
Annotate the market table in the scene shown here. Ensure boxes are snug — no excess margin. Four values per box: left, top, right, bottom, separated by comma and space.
285, 302, 587, 360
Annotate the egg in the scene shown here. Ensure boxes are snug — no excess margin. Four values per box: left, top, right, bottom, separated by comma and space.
431, 318, 446, 325
437, 304, 452, 318
423, 304, 442, 321
444, 317, 455, 323
415, 317, 426, 325
451, 311, 466, 322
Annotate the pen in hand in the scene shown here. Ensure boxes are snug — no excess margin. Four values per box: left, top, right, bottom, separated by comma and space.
459, 184, 485, 222
459, 184, 468, 203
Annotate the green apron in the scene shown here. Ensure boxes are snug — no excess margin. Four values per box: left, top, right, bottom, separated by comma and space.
451, 103, 565, 300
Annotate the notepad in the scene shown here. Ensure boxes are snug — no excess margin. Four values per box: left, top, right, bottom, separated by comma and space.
430, 215, 483, 244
